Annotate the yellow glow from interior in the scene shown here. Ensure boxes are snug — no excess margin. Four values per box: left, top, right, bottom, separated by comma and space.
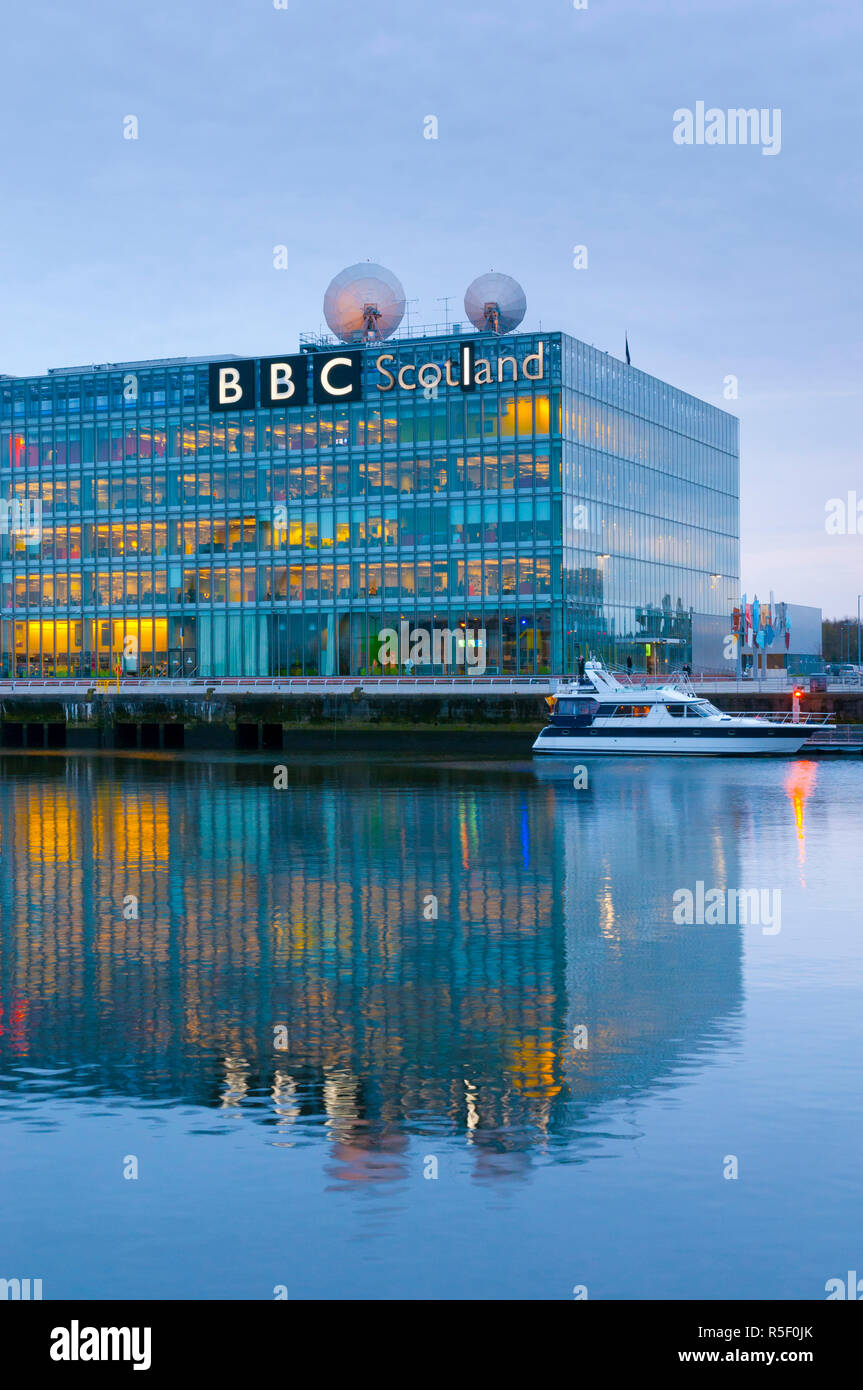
111, 619, 169, 653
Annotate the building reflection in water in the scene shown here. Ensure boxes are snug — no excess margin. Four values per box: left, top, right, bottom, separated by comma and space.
0, 753, 745, 1181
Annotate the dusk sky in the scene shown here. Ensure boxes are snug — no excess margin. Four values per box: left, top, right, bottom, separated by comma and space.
2, 0, 859, 615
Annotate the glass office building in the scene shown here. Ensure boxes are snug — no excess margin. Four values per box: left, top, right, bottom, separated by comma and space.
0, 329, 738, 677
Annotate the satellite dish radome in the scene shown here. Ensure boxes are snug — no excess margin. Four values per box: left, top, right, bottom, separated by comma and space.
323, 263, 406, 343
464, 272, 527, 335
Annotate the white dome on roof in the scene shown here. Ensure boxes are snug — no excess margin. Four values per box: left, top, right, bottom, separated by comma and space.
464, 272, 527, 334
323, 262, 406, 342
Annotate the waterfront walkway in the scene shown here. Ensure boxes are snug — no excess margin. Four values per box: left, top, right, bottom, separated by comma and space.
2, 671, 861, 698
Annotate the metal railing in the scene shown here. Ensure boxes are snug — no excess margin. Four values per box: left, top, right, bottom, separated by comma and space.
607, 669, 697, 694
0, 671, 857, 702
0, 674, 555, 696
802, 723, 863, 743
731, 710, 833, 725
298, 321, 485, 350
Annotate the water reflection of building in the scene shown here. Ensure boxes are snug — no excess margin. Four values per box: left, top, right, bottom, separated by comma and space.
541, 761, 746, 1103
0, 755, 745, 1174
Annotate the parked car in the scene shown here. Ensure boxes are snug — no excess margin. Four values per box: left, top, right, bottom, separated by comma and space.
837, 664, 861, 685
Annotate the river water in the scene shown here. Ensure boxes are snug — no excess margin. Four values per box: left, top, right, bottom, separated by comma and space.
0, 750, 860, 1299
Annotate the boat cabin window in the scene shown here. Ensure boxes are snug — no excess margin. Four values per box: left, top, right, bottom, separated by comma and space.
555, 698, 598, 717
686, 702, 713, 718
595, 703, 618, 717
665, 704, 686, 718
609, 704, 650, 718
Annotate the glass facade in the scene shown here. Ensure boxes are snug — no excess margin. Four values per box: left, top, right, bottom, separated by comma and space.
0, 330, 738, 677
560, 338, 739, 674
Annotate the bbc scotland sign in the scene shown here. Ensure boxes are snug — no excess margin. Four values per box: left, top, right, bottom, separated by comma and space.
207, 341, 545, 412
208, 352, 362, 412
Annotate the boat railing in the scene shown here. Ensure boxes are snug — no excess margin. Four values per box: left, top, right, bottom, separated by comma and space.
733, 710, 834, 725
669, 671, 697, 696
606, 668, 696, 691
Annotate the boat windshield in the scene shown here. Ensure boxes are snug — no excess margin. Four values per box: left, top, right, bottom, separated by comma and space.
555, 698, 599, 717
688, 701, 723, 717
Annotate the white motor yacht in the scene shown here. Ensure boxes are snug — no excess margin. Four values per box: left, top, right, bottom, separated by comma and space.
532, 662, 830, 757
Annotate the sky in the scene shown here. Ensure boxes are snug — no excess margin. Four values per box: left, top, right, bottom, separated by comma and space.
1, 0, 860, 617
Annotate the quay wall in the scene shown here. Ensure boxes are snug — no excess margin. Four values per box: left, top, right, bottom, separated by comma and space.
1, 689, 862, 753
0, 691, 551, 752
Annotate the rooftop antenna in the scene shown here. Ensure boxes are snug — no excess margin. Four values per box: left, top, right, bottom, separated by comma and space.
436, 295, 453, 330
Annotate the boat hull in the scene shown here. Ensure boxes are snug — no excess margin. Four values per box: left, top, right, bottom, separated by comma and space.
532, 726, 825, 756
